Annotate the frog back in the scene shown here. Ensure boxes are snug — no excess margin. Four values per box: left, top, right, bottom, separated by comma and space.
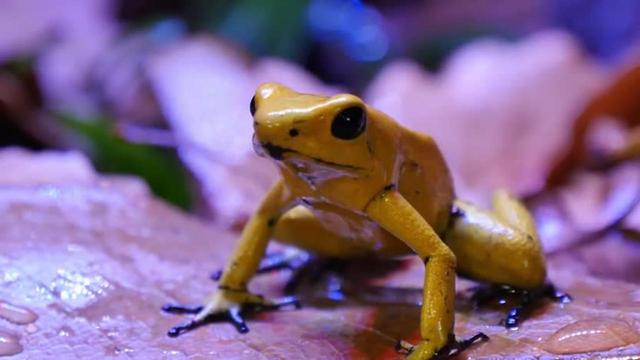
396, 128, 455, 235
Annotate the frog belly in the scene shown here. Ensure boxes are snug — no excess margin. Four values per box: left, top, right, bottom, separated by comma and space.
272, 205, 411, 258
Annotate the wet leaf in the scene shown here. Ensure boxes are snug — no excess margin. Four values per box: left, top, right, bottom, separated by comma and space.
1, 148, 640, 359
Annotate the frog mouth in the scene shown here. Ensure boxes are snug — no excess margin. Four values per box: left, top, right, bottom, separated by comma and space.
251, 135, 280, 159
252, 134, 289, 160
260, 142, 291, 161
254, 139, 363, 171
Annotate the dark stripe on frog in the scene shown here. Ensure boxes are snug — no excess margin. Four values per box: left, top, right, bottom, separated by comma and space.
366, 139, 374, 156
217, 285, 246, 292
440, 203, 465, 241
261, 142, 364, 170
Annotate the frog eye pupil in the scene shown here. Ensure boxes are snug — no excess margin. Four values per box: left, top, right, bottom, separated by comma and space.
331, 106, 366, 140
250, 96, 257, 116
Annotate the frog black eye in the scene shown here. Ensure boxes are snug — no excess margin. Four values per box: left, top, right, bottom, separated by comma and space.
250, 95, 257, 116
331, 106, 366, 140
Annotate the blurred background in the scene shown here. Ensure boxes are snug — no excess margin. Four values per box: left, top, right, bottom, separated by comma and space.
4, 3, 640, 357
1, 0, 640, 241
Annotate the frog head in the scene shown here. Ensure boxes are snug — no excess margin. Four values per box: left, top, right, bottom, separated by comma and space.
251, 83, 375, 174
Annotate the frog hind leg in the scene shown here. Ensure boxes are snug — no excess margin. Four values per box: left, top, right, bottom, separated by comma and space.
469, 283, 571, 329
445, 189, 570, 328
263, 205, 392, 291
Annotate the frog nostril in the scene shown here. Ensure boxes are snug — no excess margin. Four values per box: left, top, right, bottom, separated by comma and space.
289, 128, 299, 137
250, 95, 257, 116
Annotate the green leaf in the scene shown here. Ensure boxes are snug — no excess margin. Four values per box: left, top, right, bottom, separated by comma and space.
187, 0, 310, 60
56, 114, 192, 210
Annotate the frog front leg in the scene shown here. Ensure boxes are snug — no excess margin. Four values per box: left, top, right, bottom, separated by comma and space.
365, 189, 459, 359
164, 179, 298, 336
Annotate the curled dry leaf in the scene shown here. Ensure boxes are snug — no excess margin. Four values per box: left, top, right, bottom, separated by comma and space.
529, 56, 640, 283
546, 61, 640, 188
1, 148, 640, 359
146, 36, 340, 227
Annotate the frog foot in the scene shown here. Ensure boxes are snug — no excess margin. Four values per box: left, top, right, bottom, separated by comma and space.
396, 333, 489, 359
471, 283, 571, 329
162, 290, 300, 337
282, 257, 347, 295
210, 249, 311, 281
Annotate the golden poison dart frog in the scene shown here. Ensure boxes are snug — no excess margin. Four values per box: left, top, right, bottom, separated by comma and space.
164, 83, 569, 359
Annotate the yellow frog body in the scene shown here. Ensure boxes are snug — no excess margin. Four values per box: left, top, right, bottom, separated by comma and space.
168, 83, 548, 359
